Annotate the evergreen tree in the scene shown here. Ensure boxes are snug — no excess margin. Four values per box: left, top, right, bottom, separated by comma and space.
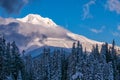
67, 42, 77, 80
3, 42, 12, 79
110, 40, 118, 80
101, 42, 109, 63
6, 42, 11, 76
51, 49, 62, 80
24, 54, 34, 80
92, 44, 100, 60
0, 36, 6, 79
41, 48, 51, 80
0, 36, 26, 80
61, 50, 68, 80
11, 41, 23, 80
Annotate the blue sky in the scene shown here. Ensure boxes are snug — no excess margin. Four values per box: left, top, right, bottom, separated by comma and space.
0, 0, 120, 45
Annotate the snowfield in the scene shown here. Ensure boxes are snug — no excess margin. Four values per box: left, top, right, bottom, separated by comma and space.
0, 14, 119, 54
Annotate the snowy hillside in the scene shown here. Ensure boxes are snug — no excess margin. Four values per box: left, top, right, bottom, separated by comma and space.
0, 14, 118, 53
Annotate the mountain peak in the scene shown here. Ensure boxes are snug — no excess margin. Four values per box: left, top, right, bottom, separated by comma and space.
17, 14, 57, 27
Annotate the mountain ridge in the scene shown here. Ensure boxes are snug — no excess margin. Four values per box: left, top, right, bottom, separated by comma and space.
0, 14, 119, 54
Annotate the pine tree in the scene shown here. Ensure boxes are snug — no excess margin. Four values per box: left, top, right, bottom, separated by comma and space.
46, 48, 51, 80
11, 41, 23, 80
101, 42, 109, 63
33, 54, 43, 80
51, 49, 62, 80
40, 48, 51, 80
76, 41, 83, 62
24, 54, 34, 80
92, 44, 100, 60
61, 50, 68, 80
0, 36, 6, 79
5, 42, 11, 76
108, 62, 114, 80
110, 40, 118, 80
67, 42, 77, 80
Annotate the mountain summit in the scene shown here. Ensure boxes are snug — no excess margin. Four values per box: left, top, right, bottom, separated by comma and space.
17, 14, 57, 27
0, 14, 116, 54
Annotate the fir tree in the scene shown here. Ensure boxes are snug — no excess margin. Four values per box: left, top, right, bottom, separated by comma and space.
11, 41, 24, 80
0, 36, 6, 79
111, 40, 118, 80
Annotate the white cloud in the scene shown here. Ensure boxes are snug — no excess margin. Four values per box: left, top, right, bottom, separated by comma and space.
106, 0, 120, 14
82, 0, 96, 20
23, 0, 29, 4
112, 25, 120, 37
112, 32, 120, 37
117, 25, 120, 30
90, 26, 105, 33
90, 29, 101, 33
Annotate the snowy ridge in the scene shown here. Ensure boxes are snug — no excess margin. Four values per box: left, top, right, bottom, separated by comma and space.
17, 14, 57, 27
67, 32, 103, 44
0, 14, 119, 54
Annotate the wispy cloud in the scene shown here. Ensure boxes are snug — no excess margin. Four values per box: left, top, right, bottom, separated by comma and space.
90, 26, 105, 34
23, 0, 29, 4
117, 25, 120, 30
112, 32, 120, 37
112, 25, 120, 37
0, 0, 28, 14
82, 0, 96, 20
105, 0, 120, 14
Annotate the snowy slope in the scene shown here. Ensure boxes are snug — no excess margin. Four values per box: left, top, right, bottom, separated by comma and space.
0, 14, 118, 54
17, 14, 57, 27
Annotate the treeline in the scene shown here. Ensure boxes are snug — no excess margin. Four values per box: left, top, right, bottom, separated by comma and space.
30, 40, 120, 80
0, 36, 120, 80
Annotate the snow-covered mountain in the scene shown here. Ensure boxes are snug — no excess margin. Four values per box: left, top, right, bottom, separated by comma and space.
17, 14, 57, 27
0, 14, 117, 54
